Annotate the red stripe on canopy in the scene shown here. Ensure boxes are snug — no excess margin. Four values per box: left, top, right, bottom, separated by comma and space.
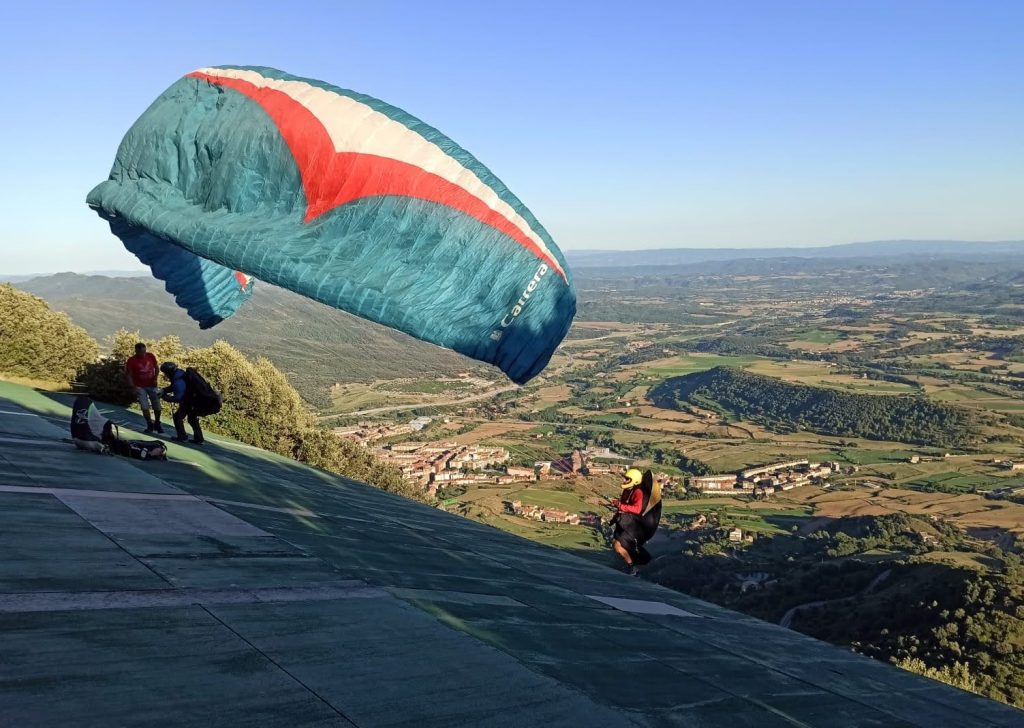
188, 71, 565, 279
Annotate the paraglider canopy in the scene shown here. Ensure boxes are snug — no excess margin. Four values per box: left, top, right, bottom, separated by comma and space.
88, 66, 576, 384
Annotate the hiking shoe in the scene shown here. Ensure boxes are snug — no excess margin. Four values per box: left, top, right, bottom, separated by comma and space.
174, 436, 189, 442
154, 423, 164, 434
625, 565, 639, 577
144, 425, 155, 433
191, 439, 205, 446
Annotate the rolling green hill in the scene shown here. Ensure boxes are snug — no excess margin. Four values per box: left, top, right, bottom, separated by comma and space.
16, 274, 491, 407
649, 366, 980, 448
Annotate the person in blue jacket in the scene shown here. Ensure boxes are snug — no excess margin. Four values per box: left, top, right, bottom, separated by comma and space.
160, 361, 204, 445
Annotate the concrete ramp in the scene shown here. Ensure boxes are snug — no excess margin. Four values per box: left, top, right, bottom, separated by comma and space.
0, 383, 1020, 727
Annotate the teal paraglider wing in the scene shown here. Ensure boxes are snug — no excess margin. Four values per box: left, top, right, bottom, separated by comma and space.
87, 66, 575, 383
107, 215, 252, 328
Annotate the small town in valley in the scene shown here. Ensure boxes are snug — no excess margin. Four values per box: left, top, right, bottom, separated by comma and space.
333, 417, 678, 499
332, 417, 835, 506
683, 459, 839, 496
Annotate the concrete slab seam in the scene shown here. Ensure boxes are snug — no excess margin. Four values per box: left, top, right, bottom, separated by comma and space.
199, 605, 361, 727
0, 584, 387, 613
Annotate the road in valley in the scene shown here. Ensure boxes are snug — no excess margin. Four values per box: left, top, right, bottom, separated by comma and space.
318, 383, 519, 420
779, 568, 892, 629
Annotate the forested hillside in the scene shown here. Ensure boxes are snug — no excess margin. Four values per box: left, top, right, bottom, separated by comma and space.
649, 367, 980, 448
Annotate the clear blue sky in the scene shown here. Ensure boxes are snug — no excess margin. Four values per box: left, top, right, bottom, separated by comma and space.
1, 0, 1021, 274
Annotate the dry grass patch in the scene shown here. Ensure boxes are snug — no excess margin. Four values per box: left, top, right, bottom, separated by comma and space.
625, 416, 700, 434
572, 321, 637, 331
634, 405, 696, 422
534, 384, 570, 406
805, 488, 1024, 536
453, 421, 538, 445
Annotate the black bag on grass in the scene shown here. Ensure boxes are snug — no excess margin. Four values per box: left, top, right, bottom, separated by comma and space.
107, 436, 167, 460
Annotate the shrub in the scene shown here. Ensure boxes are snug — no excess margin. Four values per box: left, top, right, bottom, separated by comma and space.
0, 284, 98, 383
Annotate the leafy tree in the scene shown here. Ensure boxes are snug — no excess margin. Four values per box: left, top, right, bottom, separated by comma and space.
675, 454, 713, 475
0, 284, 98, 383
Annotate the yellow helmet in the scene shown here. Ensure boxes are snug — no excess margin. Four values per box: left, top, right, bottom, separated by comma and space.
621, 468, 643, 488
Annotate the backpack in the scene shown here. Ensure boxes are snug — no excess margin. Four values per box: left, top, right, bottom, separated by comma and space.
108, 436, 168, 461
185, 367, 222, 416
70, 395, 167, 460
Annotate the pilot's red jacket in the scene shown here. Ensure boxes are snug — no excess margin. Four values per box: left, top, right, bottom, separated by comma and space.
617, 487, 644, 515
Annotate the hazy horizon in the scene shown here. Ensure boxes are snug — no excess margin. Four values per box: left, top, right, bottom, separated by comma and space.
5, 238, 1024, 278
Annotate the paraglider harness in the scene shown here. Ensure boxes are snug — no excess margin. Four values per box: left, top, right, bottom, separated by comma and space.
609, 470, 663, 565
178, 368, 221, 416
70, 395, 167, 461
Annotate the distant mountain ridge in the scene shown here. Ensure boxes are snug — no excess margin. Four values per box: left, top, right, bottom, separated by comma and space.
0, 269, 147, 282
5, 241, 1021, 280
566, 240, 1024, 268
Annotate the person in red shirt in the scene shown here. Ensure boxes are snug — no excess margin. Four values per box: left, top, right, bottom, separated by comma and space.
610, 467, 662, 576
125, 342, 163, 433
